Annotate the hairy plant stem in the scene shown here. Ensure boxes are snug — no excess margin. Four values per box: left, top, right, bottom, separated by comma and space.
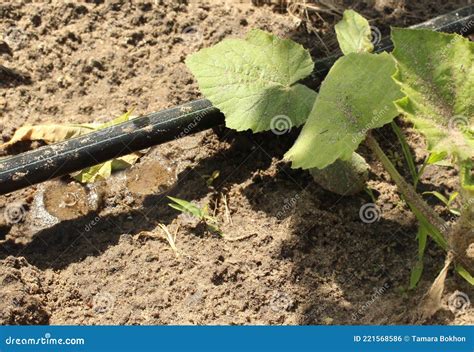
365, 133, 448, 244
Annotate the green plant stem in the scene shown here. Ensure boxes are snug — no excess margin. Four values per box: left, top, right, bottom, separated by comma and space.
366, 133, 448, 242
367, 137, 473, 283
391, 121, 418, 186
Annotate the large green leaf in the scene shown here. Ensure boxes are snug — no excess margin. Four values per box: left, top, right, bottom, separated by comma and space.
285, 52, 403, 169
335, 9, 373, 55
185, 29, 317, 132
391, 28, 474, 163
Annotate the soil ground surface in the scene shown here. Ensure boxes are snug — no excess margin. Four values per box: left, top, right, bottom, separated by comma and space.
0, 0, 473, 325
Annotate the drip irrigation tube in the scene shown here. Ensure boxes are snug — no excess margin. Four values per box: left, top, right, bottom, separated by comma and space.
0, 5, 473, 195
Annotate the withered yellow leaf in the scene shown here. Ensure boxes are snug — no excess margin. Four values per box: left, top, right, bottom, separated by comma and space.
1, 111, 141, 183
0, 124, 97, 148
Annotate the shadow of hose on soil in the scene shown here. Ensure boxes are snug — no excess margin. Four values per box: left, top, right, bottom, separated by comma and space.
0, 130, 277, 270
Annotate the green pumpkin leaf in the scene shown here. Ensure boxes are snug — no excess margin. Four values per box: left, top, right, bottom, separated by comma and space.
285, 52, 403, 169
335, 9, 374, 55
310, 152, 369, 195
185, 29, 317, 132
391, 28, 474, 163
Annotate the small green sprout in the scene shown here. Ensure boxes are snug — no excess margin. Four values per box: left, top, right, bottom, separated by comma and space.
423, 191, 460, 216
204, 170, 220, 187
167, 196, 222, 235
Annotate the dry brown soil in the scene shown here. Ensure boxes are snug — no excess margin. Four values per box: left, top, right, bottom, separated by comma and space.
0, 0, 472, 325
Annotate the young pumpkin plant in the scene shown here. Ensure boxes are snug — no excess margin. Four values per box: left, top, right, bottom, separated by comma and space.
185, 28, 369, 196
186, 11, 473, 286
391, 26, 473, 285
287, 10, 473, 286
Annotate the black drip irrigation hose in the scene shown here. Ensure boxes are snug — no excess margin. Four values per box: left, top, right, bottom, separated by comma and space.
0, 5, 473, 195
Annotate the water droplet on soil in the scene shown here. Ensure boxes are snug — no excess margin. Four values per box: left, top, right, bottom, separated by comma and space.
126, 160, 176, 195
42, 181, 102, 221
